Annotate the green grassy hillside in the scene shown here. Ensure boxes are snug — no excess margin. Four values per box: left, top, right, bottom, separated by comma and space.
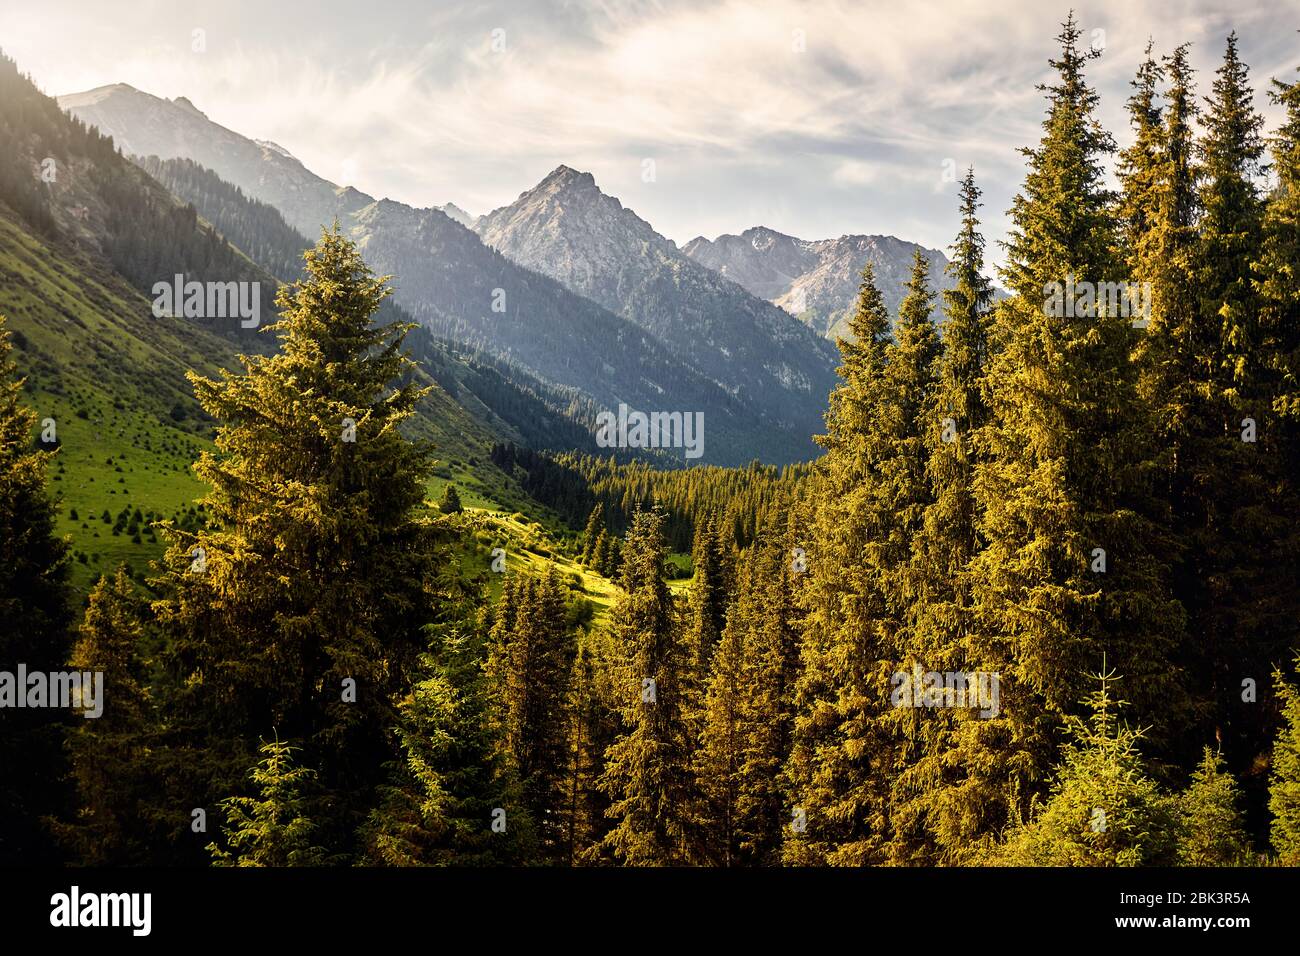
0, 210, 230, 592
0, 206, 575, 595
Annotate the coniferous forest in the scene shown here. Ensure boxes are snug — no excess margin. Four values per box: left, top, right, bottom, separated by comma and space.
1, 9, 1299, 936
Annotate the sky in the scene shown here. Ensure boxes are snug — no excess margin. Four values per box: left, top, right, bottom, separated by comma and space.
3, 0, 1298, 266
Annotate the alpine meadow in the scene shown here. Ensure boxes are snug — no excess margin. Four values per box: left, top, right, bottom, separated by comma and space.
0, 0, 1298, 941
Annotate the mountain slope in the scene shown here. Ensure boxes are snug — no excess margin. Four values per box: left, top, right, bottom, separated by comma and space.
58, 84, 371, 241
130, 153, 605, 454
60, 85, 811, 464
0, 202, 232, 593
2, 62, 276, 350
347, 197, 788, 463
473, 166, 840, 436
683, 226, 956, 341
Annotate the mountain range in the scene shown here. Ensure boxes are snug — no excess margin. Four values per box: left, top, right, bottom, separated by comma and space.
683, 227, 956, 341
60, 84, 830, 464
473, 165, 840, 431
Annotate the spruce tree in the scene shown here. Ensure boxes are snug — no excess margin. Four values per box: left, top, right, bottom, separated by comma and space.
580, 505, 605, 563
0, 314, 71, 864
1269, 662, 1300, 865
893, 171, 996, 860
438, 483, 463, 514
207, 738, 330, 867
1261, 62, 1300, 438
1169, 35, 1291, 766
743, 522, 800, 868
784, 263, 897, 866
1198, 32, 1267, 399
990, 672, 1179, 867
1177, 748, 1250, 865
591, 529, 612, 577
598, 506, 695, 865
1253, 65, 1300, 764
562, 638, 617, 864
686, 513, 728, 680
1129, 43, 1200, 456
969, 15, 1185, 853
694, 570, 748, 866
690, 526, 800, 867
881, 249, 942, 558
484, 568, 574, 857
363, 623, 536, 866
153, 227, 443, 850
51, 568, 153, 865
874, 250, 943, 865
603, 536, 623, 579
1115, 42, 1166, 276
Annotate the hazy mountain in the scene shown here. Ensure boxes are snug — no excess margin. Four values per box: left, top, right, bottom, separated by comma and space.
341, 197, 798, 464
434, 202, 474, 227
2, 71, 276, 352
683, 226, 957, 341
0, 52, 616, 601
130, 153, 602, 456
474, 166, 839, 437
5, 53, 514, 458
60, 84, 811, 464
59, 84, 371, 240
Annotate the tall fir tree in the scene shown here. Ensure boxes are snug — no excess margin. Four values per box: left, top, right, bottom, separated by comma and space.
875, 250, 943, 864
1198, 33, 1267, 400
561, 636, 618, 864
0, 314, 71, 864
1261, 60, 1300, 443
591, 529, 612, 577
694, 557, 750, 866
50, 568, 153, 865
580, 505, 605, 563
686, 513, 728, 681
1170, 35, 1293, 770
697, 519, 806, 867
968, 15, 1185, 855
740, 521, 805, 866
892, 171, 996, 861
598, 506, 696, 865
784, 263, 897, 865
363, 619, 537, 866
1253, 61, 1300, 767
152, 227, 444, 853
484, 568, 575, 858
1115, 42, 1167, 277
1130, 42, 1201, 442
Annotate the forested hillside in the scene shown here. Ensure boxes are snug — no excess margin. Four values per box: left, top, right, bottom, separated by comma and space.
0, 53, 274, 349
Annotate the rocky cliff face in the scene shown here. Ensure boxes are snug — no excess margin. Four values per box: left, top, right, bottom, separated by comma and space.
684, 226, 955, 340
474, 166, 839, 435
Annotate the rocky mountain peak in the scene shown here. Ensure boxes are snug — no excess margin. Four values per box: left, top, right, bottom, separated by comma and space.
435, 202, 474, 227
171, 95, 205, 117
539, 164, 597, 190
684, 226, 955, 340
476, 164, 668, 260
